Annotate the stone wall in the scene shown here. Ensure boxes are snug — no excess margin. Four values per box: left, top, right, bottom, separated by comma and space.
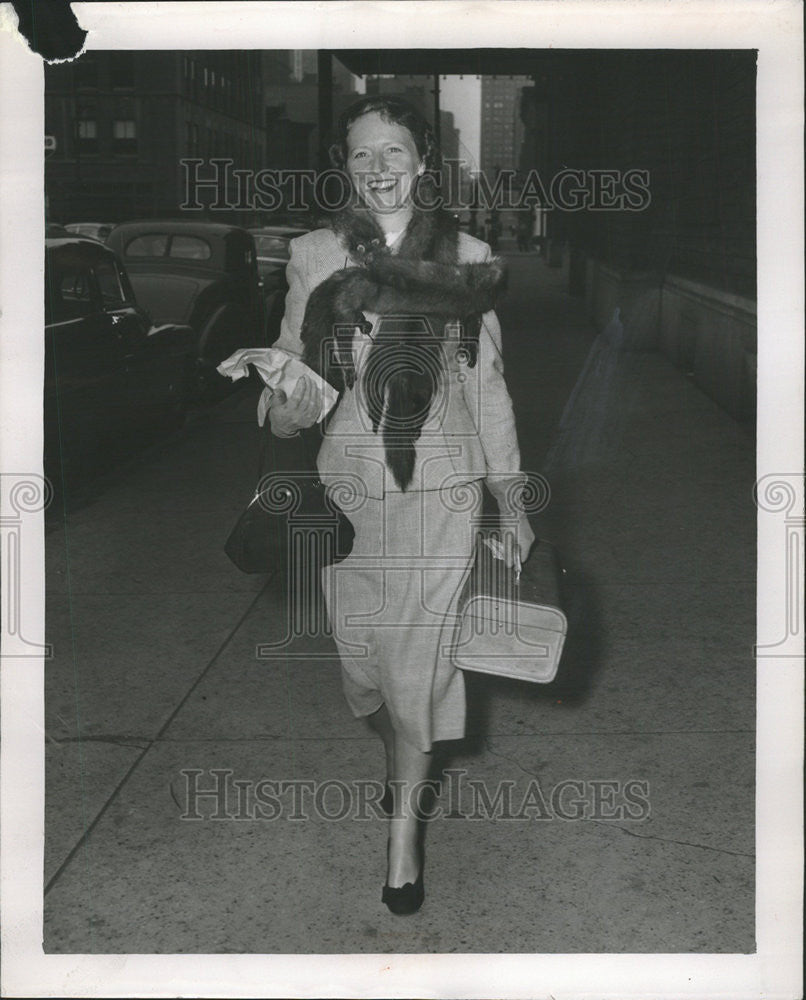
583, 259, 756, 423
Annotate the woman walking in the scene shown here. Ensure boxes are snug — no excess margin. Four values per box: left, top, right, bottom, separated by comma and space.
268, 96, 533, 914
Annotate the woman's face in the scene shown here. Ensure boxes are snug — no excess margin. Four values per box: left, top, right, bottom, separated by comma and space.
345, 111, 424, 214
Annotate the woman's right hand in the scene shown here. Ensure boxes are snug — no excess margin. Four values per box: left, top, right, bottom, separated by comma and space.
268, 376, 320, 437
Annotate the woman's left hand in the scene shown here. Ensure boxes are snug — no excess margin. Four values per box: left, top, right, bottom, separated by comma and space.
502, 512, 535, 571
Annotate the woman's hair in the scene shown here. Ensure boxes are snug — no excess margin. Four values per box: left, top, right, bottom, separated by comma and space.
329, 95, 442, 174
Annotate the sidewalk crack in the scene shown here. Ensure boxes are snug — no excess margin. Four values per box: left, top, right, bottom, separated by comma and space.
49, 735, 151, 752
484, 739, 545, 781
591, 819, 754, 859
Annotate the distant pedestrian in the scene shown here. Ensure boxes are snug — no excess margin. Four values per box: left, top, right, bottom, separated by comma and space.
517, 210, 533, 252
484, 213, 500, 251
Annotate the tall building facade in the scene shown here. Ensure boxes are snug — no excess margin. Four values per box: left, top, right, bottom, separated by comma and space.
45, 51, 266, 224
475, 75, 533, 240
263, 51, 357, 172
479, 75, 530, 179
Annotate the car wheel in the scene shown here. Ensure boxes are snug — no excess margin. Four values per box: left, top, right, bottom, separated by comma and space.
197, 305, 253, 401
186, 358, 216, 403
162, 374, 188, 430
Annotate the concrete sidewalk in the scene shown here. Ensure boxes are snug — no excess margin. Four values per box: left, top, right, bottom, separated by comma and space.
44, 256, 756, 953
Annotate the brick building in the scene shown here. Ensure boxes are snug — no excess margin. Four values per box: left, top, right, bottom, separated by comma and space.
45, 51, 267, 225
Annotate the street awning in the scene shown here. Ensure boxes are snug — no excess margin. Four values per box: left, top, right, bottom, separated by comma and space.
333, 49, 543, 78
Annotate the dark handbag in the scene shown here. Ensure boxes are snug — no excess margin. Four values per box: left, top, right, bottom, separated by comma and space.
225, 425, 354, 575
451, 532, 567, 682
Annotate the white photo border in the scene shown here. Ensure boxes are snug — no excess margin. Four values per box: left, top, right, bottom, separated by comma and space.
1, 1, 802, 997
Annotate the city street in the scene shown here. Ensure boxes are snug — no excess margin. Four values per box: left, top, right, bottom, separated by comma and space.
43, 249, 756, 953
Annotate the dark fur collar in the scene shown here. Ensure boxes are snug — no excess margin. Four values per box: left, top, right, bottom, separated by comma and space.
332, 195, 461, 264
301, 201, 506, 490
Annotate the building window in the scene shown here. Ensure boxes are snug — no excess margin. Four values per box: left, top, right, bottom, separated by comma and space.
75, 118, 98, 154
186, 121, 199, 156
74, 55, 99, 89
111, 51, 135, 89
113, 119, 137, 155
116, 120, 136, 137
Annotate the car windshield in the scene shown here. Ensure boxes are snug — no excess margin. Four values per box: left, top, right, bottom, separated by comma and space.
46, 261, 94, 323
126, 233, 169, 257
94, 258, 128, 308
169, 235, 212, 260
253, 235, 289, 258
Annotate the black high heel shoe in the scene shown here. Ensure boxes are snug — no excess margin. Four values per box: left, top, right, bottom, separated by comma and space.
382, 846, 425, 915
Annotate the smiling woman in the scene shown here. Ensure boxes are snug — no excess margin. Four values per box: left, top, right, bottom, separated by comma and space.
342, 112, 425, 224
266, 95, 532, 916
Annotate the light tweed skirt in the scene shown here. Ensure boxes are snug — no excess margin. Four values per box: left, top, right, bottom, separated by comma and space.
321, 481, 483, 752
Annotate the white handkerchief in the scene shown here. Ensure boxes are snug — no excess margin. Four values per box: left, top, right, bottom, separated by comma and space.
482, 536, 507, 561
216, 347, 339, 426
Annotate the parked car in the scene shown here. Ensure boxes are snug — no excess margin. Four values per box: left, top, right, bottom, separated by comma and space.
106, 220, 265, 393
44, 236, 194, 491
248, 227, 296, 337
251, 224, 309, 239
249, 229, 292, 277
65, 222, 116, 242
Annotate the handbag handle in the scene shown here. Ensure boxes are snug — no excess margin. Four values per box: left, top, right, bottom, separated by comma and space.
259, 409, 335, 483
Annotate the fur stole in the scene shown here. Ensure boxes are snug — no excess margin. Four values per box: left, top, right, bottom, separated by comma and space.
300, 201, 506, 491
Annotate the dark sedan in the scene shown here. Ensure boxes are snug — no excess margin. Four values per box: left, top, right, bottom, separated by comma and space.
65, 222, 116, 242
106, 221, 265, 393
248, 227, 298, 336
45, 237, 194, 492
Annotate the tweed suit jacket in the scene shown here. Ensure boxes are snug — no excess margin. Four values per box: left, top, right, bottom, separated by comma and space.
271, 227, 523, 502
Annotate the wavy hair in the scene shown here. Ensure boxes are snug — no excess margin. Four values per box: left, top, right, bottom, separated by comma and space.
329, 95, 442, 176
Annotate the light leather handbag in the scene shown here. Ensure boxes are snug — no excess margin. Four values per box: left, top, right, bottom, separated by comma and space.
451, 533, 567, 683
